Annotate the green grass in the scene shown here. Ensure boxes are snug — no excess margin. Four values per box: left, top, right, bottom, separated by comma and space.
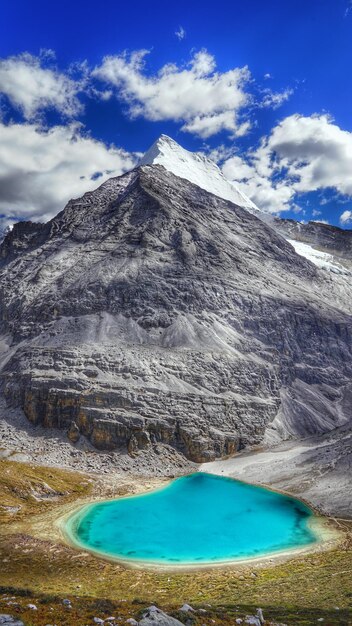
0, 458, 92, 524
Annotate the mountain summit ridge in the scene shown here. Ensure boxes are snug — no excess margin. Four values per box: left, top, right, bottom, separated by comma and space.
140, 134, 260, 214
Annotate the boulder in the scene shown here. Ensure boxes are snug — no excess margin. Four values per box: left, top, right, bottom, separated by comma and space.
139, 606, 184, 626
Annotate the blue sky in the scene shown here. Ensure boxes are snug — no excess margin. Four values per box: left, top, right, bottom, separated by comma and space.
0, 0, 352, 228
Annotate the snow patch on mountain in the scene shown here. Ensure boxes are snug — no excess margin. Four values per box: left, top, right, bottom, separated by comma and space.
287, 239, 351, 275
140, 134, 260, 213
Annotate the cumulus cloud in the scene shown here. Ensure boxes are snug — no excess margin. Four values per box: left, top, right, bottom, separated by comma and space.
0, 52, 84, 119
221, 114, 352, 214
183, 114, 251, 138
340, 210, 352, 225
267, 114, 352, 195
175, 26, 186, 40
221, 152, 296, 214
0, 48, 294, 139
0, 121, 137, 228
93, 49, 252, 138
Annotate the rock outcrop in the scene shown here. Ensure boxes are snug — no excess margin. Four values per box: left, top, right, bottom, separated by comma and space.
0, 156, 351, 461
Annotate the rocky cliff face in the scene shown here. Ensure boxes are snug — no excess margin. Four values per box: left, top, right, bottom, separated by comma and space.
0, 160, 352, 462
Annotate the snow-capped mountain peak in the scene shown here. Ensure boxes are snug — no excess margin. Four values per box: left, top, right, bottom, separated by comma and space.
140, 135, 261, 214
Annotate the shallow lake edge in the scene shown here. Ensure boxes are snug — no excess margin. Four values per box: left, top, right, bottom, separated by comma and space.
57, 473, 341, 571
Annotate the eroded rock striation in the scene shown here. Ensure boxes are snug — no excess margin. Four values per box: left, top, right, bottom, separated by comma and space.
0, 157, 352, 461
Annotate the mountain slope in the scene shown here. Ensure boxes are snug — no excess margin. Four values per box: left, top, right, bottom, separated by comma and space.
0, 162, 352, 462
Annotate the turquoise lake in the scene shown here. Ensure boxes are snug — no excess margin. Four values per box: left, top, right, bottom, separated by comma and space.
66, 473, 317, 565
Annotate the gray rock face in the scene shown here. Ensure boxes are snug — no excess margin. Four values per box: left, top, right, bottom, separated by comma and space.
0, 164, 351, 461
139, 606, 184, 626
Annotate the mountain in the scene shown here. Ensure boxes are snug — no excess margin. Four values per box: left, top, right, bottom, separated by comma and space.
140, 134, 260, 214
141, 136, 352, 276
142, 136, 352, 275
0, 137, 352, 465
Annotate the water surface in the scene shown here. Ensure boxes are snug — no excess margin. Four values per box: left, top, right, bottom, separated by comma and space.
66, 472, 317, 565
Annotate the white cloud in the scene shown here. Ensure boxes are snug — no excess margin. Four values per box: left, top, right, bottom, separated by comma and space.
0, 121, 137, 227
0, 48, 294, 140
221, 152, 296, 214
261, 87, 293, 109
289, 204, 303, 215
93, 49, 252, 138
0, 52, 84, 119
340, 210, 352, 225
205, 143, 237, 163
182, 113, 251, 139
221, 114, 352, 214
221, 154, 254, 181
345, 0, 352, 16
267, 114, 352, 196
175, 26, 186, 40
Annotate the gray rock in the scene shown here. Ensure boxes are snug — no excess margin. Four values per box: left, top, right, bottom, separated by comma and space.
0, 617, 25, 626
179, 605, 194, 613
244, 617, 261, 626
139, 607, 184, 626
